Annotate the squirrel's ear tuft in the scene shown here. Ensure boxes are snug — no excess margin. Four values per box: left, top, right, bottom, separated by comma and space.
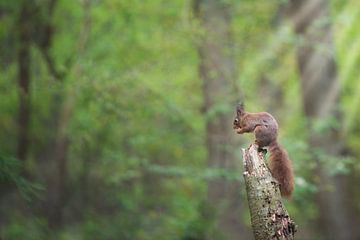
236, 102, 245, 116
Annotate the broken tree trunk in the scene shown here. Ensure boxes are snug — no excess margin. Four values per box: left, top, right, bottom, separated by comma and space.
242, 144, 296, 240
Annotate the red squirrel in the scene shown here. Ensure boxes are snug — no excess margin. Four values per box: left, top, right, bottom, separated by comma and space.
233, 103, 294, 198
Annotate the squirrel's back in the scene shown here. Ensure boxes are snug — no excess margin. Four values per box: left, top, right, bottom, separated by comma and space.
244, 112, 278, 129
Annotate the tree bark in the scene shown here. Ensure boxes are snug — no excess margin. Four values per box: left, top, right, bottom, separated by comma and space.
194, 0, 250, 239
287, 0, 359, 239
242, 144, 296, 240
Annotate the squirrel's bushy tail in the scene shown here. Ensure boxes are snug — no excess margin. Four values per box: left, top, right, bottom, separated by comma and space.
268, 141, 294, 198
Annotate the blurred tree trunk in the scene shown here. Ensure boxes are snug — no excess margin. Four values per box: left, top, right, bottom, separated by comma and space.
45, 0, 90, 227
22, 0, 70, 228
193, 1, 250, 239
288, 0, 360, 239
46, 95, 73, 228
17, 0, 32, 163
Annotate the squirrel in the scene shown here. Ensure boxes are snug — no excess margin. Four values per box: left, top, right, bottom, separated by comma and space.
233, 103, 294, 198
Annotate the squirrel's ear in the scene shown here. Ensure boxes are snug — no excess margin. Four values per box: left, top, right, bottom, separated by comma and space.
236, 102, 245, 116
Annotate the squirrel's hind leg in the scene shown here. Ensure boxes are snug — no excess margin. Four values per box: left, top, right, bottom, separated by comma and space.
255, 139, 268, 154
258, 147, 267, 155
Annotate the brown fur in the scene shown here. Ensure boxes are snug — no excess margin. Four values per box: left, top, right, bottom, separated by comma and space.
268, 141, 294, 197
233, 104, 294, 198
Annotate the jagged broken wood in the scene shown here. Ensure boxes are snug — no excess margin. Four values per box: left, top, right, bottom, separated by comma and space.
242, 144, 296, 240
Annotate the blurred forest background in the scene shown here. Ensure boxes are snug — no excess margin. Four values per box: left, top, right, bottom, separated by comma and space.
1, 0, 360, 239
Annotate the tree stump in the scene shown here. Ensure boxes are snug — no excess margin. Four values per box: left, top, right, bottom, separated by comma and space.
242, 144, 296, 240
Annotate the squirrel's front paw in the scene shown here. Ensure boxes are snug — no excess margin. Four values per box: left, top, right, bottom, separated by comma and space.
235, 127, 244, 134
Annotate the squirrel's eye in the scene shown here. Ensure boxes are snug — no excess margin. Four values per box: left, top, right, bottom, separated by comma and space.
234, 118, 239, 124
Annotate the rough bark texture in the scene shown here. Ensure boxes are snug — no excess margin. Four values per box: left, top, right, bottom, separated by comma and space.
194, 0, 251, 239
243, 144, 296, 240
287, 0, 359, 239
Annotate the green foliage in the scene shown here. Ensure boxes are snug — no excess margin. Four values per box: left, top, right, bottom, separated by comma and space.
2, 216, 49, 240
1, 0, 360, 239
0, 155, 43, 201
